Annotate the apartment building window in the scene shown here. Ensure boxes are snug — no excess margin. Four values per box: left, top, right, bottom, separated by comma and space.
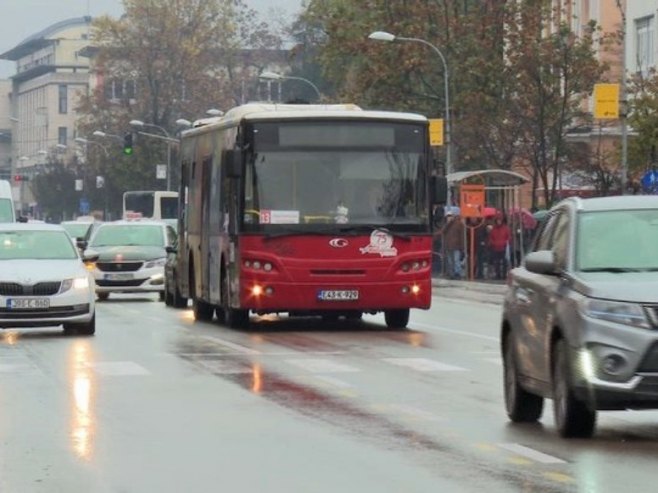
58, 127, 67, 146
636, 16, 655, 73
58, 84, 68, 114
105, 79, 137, 102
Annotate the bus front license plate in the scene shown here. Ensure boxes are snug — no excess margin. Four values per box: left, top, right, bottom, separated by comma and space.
317, 290, 359, 301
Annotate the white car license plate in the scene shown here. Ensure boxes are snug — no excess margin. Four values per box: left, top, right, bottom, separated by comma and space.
6, 298, 50, 309
317, 289, 359, 301
104, 273, 134, 281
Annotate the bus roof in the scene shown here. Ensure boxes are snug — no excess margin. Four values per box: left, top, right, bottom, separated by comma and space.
183, 103, 428, 136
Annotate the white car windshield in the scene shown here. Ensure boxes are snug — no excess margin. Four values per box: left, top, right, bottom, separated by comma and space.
90, 225, 164, 247
0, 230, 78, 260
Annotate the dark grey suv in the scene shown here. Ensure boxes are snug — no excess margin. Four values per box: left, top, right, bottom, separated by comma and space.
501, 195, 658, 438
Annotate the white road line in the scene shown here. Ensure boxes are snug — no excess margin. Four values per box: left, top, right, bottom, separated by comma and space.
497, 443, 566, 464
383, 358, 467, 372
286, 359, 360, 373
0, 363, 42, 374
84, 361, 150, 376
197, 360, 253, 374
384, 404, 444, 421
198, 335, 261, 355
312, 375, 356, 389
409, 321, 499, 342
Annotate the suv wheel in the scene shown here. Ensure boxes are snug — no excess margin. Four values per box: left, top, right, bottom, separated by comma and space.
552, 339, 596, 438
503, 331, 543, 422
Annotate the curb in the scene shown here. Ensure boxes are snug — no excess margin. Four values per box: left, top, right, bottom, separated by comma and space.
431, 278, 506, 304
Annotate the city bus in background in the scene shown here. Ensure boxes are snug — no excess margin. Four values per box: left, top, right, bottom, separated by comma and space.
169, 103, 446, 329
0, 180, 15, 222
122, 190, 178, 225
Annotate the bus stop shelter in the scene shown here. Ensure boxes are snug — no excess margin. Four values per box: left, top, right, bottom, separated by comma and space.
440, 169, 531, 280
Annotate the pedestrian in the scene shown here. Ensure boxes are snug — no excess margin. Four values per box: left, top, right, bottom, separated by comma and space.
487, 213, 511, 280
441, 210, 465, 279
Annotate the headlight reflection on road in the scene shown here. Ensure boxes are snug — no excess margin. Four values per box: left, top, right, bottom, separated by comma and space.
251, 363, 263, 394
1, 330, 19, 345
69, 340, 96, 461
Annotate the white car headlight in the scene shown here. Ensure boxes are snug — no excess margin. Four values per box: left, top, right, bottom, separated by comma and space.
581, 298, 651, 329
60, 277, 90, 293
144, 257, 166, 269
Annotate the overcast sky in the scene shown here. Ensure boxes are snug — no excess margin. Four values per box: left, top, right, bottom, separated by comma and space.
0, 0, 303, 78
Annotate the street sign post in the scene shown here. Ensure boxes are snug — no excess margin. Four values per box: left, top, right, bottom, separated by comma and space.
429, 119, 444, 146
593, 83, 620, 119
156, 164, 167, 180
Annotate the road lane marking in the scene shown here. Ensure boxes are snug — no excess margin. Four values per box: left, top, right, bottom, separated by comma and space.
312, 375, 356, 389
85, 361, 150, 376
285, 359, 360, 373
197, 359, 253, 374
197, 335, 261, 355
409, 321, 499, 342
383, 358, 467, 372
543, 472, 575, 483
497, 443, 566, 464
380, 403, 444, 421
0, 363, 42, 375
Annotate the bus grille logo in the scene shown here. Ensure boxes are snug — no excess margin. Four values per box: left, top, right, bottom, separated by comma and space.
329, 238, 348, 248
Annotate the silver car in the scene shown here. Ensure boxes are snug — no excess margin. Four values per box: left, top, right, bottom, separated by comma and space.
86, 220, 177, 301
0, 223, 97, 335
501, 195, 658, 438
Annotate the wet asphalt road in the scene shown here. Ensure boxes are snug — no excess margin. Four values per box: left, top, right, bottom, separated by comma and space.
1, 293, 658, 493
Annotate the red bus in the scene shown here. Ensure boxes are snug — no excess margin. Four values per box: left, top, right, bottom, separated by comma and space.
170, 103, 446, 328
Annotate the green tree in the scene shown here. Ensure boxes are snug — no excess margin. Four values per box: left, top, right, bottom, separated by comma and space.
627, 70, 658, 184
297, 1, 608, 207
74, 0, 282, 203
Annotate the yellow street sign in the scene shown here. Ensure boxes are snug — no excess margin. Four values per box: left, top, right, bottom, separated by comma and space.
429, 118, 444, 146
593, 83, 620, 119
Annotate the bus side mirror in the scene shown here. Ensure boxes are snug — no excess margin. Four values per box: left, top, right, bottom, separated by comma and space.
431, 176, 448, 205
224, 150, 242, 178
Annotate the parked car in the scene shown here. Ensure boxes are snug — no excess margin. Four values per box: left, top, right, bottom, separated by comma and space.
501, 195, 658, 438
0, 223, 96, 335
61, 217, 101, 242
163, 240, 188, 308
85, 220, 177, 301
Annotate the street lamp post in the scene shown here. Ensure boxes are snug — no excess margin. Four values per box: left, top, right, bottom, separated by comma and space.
76, 137, 110, 219
259, 71, 322, 101
368, 31, 453, 191
129, 120, 173, 191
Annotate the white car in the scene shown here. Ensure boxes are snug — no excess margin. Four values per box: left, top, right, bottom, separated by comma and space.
0, 223, 96, 335
85, 220, 177, 301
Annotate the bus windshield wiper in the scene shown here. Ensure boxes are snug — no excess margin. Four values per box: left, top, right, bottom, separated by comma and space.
580, 267, 647, 273
263, 226, 411, 241
263, 228, 336, 240
338, 226, 411, 241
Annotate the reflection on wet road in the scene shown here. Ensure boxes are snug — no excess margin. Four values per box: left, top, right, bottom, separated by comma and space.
1, 295, 658, 492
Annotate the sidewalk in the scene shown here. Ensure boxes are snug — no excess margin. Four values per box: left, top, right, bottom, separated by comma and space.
431, 276, 506, 305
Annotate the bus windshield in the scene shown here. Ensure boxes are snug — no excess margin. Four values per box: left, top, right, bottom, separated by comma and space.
243, 121, 428, 232
123, 191, 178, 220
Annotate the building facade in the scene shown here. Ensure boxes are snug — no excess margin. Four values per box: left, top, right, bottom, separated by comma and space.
0, 17, 92, 214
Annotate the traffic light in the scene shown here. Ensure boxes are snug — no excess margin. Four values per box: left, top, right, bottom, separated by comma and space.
123, 132, 134, 155
13, 174, 29, 182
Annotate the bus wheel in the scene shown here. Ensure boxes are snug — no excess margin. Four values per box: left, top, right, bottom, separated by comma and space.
384, 309, 409, 329
172, 273, 188, 308
193, 297, 214, 321
221, 273, 249, 329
